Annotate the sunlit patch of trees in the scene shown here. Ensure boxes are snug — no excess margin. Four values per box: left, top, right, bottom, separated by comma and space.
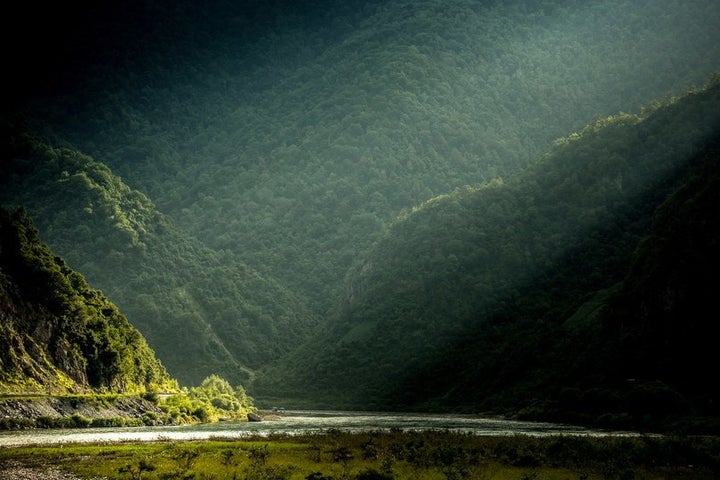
159, 374, 254, 423
0, 206, 177, 394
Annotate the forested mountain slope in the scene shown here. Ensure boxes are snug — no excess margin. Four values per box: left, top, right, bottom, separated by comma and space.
4, 0, 720, 406
17, 0, 720, 317
256, 79, 720, 430
405, 131, 720, 432
0, 134, 316, 386
0, 206, 177, 394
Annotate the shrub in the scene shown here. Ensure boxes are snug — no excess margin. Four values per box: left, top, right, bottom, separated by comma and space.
70, 413, 92, 428
0, 417, 35, 430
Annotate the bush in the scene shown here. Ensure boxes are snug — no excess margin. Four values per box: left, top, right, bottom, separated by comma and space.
35, 416, 72, 429
70, 413, 92, 428
90, 417, 144, 428
142, 391, 159, 403
0, 417, 35, 430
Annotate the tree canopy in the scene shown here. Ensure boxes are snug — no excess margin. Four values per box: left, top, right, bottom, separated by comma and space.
0, 206, 178, 394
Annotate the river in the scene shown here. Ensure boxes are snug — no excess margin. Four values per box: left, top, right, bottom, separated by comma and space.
0, 410, 634, 447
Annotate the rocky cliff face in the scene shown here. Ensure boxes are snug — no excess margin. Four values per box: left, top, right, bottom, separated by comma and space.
0, 286, 80, 393
0, 396, 162, 421
0, 206, 177, 394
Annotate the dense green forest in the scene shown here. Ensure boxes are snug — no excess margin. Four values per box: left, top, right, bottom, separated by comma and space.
257, 79, 720, 431
17, 0, 720, 317
0, 134, 315, 386
0, 206, 176, 393
2, 0, 720, 428
0, 206, 256, 425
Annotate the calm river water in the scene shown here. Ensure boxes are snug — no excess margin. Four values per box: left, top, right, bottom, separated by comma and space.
0, 410, 630, 447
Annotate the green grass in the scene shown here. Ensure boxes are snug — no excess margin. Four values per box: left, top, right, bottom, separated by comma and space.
0, 431, 718, 479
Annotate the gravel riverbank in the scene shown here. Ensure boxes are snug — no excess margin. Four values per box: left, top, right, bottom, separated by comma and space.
0, 461, 106, 479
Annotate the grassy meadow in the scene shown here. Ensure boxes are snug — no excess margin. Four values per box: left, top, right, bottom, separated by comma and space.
1, 430, 718, 479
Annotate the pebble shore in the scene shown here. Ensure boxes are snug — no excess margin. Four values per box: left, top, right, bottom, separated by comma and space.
0, 461, 106, 480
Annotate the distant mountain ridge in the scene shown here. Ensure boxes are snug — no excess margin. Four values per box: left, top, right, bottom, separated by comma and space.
0, 206, 177, 393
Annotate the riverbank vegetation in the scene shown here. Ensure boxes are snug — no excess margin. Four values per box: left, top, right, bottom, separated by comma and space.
159, 374, 255, 424
0, 375, 255, 430
1, 431, 718, 479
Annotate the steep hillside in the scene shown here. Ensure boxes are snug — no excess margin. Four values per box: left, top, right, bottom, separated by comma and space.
0, 206, 177, 394
17, 0, 720, 316
0, 134, 317, 386
256, 79, 720, 429
405, 133, 720, 432
4, 0, 720, 409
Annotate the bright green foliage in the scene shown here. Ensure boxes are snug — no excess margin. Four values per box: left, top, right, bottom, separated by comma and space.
0, 206, 177, 394
190, 374, 253, 417
159, 375, 254, 423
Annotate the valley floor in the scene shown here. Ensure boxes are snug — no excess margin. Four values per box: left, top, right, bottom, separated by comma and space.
0, 431, 718, 480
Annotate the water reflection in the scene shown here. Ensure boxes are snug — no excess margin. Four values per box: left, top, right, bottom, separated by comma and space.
0, 410, 631, 447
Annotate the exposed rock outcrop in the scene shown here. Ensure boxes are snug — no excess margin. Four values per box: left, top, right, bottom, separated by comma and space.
0, 395, 166, 428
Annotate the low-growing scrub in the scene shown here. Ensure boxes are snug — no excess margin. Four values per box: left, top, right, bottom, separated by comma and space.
0, 431, 717, 479
6, 414, 146, 429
